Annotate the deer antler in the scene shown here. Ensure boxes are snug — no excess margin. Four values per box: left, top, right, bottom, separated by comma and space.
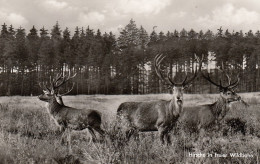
38, 72, 76, 95
182, 54, 203, 86
57, 83, 75, 96
201, 72, 224, 89
39, 82, 51, 93
154, 54, 175, 86
217, 62, 231, 86
52, 72, 77, 91
228, 74, 240, 89
217, 62, 240, 89
154, 54, 202, 87
202, 62, 240, 90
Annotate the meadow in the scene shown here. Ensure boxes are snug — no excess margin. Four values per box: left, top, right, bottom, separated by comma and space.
0, 93, 259, 164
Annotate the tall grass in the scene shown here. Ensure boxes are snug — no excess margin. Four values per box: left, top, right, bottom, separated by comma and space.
0, 94, 259, 163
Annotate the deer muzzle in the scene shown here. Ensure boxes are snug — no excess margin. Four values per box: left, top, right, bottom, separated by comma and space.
38, 94, 49, 102
176, 97, 183, 106
227, 96, 241, 103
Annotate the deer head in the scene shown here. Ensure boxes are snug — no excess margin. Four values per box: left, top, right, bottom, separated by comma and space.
201, 64, 243, 104
154, 54, 202, 111
38, 72, 76, 103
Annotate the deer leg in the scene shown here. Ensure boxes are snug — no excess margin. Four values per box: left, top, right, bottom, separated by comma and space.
67, 129, 72, 154
58, 126, 66, 144
151, 132, 155, 141
60, 129, 72, 154
166, 126, 174, 145
93, 126, 105, 137
199, 128, 206, 138
93, 126, 105, 142
158, 127, 167, 144
88, 127, 97, 142
59, 126, 65, 134
165, 133, 172, 145
125, 128, 135, 141
195, 128, 206, 142
132, 130, 140, 141
60, 128, 69, 145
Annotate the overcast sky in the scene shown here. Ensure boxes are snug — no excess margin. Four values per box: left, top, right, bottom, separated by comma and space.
0, 0, 260, 34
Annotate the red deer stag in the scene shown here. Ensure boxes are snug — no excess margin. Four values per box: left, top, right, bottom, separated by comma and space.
38, 73, 105, 143
117, 54, 202, 144
179, 66, 247, 137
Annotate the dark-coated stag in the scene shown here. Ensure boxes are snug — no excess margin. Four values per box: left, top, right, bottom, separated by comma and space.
179, 66, 247, 137
117, 54, 202, 144
38, 72, 105, 144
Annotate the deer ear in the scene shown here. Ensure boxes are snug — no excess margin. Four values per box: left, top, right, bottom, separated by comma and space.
230, 85, 239, 90
51, 90, 55, 94
184, 83, 192, 89
219, 88, 224, 92
43, 90, 49, 94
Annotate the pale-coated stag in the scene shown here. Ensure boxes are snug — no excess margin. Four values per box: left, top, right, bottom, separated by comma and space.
38, 72, 105, 144
179, 66, 247, 138
117, 54, 202, 144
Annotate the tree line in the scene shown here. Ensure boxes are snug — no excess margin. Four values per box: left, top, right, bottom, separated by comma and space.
0, 19, 259, 96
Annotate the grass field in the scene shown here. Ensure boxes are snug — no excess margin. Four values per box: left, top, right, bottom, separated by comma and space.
0, 93, 259, 164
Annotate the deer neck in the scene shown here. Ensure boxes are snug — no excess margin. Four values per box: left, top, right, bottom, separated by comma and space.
47, 96, 63, 115
212, 97, 230, 121
169, 98, 182, 117
56, 96, 64, 106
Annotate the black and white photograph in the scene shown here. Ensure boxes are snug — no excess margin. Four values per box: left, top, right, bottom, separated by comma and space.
0, 0, 259, 163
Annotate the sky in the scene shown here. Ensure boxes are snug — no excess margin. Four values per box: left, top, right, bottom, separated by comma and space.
0, 0, 260, 34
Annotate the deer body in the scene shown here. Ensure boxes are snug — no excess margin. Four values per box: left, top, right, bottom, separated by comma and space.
179, 97, 231, 133
117, 89, 185, 144
118, 99, 180, 131
38, 72, 104, 143
117, 54, 202, 144
44, 97, 102, 132
178, 65, 247, 137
